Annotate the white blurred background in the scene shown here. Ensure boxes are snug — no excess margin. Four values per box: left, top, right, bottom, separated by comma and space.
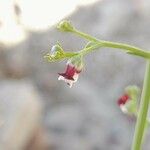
0, 0, 150, 150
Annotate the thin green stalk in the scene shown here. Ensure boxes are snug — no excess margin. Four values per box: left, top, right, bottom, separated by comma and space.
74, 29, 99, 42
131, 60, 150, 150
74, 29, 150, 59
80, 43, 103, 55
74, 29, 150, 150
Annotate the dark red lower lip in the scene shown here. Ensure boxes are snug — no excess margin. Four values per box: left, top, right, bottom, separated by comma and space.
58, 73, 74, 80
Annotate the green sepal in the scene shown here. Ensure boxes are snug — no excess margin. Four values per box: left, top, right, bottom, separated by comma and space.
125, 85, 140, 101
125, 100, 137, 115
67, 55, 84, 71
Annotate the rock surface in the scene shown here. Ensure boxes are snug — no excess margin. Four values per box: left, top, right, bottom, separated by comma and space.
0, 80, 42, 150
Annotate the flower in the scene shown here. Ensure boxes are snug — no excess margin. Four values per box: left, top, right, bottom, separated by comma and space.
117, 86, 140, 114
117, 94, 130, 113
58, 56, 83, 88
117, 85, 140, 114
58, 64, 81, 87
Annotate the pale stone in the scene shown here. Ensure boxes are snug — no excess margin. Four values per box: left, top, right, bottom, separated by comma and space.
0, 80, 42, 150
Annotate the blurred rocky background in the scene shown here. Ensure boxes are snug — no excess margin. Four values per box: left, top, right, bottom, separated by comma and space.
0, 0, 150, 150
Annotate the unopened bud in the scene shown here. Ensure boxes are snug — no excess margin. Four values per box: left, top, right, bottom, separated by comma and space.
50, 44, 64, 57
57, 20, 74, 32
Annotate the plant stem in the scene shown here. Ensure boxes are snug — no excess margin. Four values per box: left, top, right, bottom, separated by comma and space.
74, 28, 150, 150
131, 60, 150, 150
73, 29, 150, 59
80, 43, 103, 55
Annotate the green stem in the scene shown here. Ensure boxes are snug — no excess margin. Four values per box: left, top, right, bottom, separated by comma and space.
74, 28, 150, 150
73, 29, 150, 59
74, 29, 99, 42
80, 43, 103, 55
131, 60, 150, 150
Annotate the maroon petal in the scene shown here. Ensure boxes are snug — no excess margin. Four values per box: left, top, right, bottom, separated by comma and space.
58, 64, 79, 80
117, 94, 129, 106
58, 73, 74, 80
66, 65, 77, 75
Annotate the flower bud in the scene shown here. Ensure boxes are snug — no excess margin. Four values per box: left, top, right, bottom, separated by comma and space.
57, 20, 74, 32
50, 44, 64, 57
